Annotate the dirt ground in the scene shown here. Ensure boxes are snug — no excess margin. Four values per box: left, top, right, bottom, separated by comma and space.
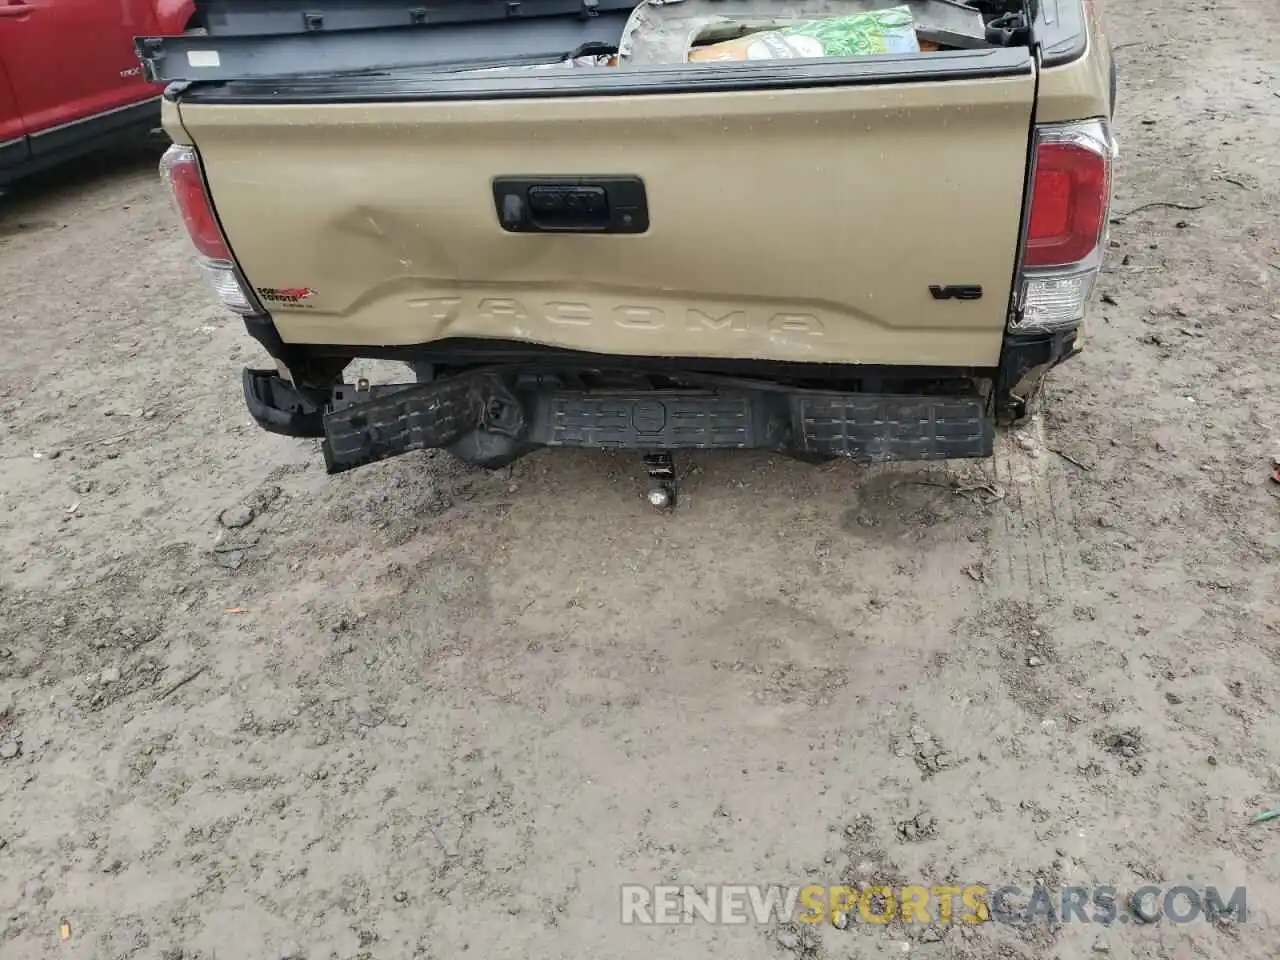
1, 1, 1277, 958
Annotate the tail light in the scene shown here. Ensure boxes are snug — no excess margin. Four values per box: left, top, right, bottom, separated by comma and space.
159, 144, 259, 315
1014, 119, 1116, 332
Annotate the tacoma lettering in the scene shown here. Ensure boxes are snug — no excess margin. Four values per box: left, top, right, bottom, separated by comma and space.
404, 298, 825, 336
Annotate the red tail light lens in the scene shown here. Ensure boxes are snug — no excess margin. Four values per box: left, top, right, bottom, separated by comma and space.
1024, 123, 1113, 268
160, 144, 231, 261
160, 144, 258, 315
1014, 120, 1117, 332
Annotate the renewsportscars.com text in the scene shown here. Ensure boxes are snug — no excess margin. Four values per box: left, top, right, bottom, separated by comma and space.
620, 884, 1247, 926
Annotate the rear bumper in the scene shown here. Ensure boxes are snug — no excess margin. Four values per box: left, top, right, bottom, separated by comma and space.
242, 367, 323, 437
240, 323, 1077, 473
244, 366, 993, 474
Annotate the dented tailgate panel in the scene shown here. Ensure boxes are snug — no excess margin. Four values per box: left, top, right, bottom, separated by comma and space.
181, 71, 1035, 366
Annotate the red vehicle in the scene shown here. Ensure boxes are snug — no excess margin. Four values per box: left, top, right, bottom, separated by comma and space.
0, 0, 192, 187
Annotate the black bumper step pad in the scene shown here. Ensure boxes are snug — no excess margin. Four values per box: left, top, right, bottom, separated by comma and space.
320, 376, 484, 473
793, 395, 992, 461
306, 371, 992, 474
534, 391, 773, 450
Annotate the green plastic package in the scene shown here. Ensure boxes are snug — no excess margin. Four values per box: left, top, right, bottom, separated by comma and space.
688, 7, 921, 62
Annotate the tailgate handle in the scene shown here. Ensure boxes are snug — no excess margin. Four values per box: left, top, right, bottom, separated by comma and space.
493, 177, 648, 234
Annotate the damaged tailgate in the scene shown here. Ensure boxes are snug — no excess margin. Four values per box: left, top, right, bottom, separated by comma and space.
150, 0, 1038, 368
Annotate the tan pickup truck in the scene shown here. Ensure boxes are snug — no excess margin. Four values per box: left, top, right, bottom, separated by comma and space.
142, 0, 1116, 499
